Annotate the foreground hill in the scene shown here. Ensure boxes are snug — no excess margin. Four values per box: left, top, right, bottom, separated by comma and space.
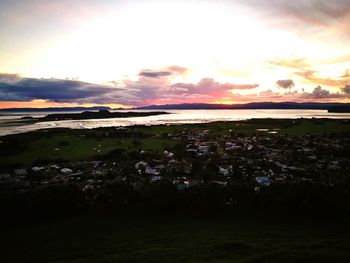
2, 213, 350, 263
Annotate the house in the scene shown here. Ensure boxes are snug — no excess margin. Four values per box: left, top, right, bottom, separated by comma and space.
135, 161, 147, 169
198, 145, 210, 153
226, 144, 242, 150
212, 180, 227, 186
247, 145, 254, 151
184, 163, 192, 174
307, 155, 317, 161
219, 166, 231, 176
145, 166, 160, 175
328, 161, 341, 170
176, 183, 189, 191
32, 166, 45, 172
255, 176, 271, 186
60, 168, 73, 175
14, 169, 27, 176
150, 176, 162, 182
91, 161, 102, 168
164, 151, 174, 158
0, 173, 11, 180
174, 179, 191, 190
50, 164, 61, 169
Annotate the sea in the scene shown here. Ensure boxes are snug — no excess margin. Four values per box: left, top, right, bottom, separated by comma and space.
0, 109, 350, 137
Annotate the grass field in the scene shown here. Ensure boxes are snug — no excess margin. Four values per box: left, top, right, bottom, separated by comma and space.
0, 134, 176, 166
1, 213, 350, 263
1, 119, 349, 166
139, 119, 350, 136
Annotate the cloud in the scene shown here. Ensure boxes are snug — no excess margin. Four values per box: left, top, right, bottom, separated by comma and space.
299, 86, 344, 100
295, 69, 349, 87
0, 73, 20, 81
343, 85, 350, 94
139, 71, 172, 78
231, 84, 259, 89
118, 77, 258, 106
254, 86, 349, 102
269, 58, 350, 88
118, 69, 259, 106
1, 67, 349, 107
244, 0, 350, 26
276, 79, 295, 89
167, 66, 188, 74
0, 75, 117, 102
171, 78, 258, 97
340, 69, 350, 78
139, 66, 189, 78
269, 58, 308, 69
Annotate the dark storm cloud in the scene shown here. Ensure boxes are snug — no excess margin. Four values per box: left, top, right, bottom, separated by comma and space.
276, 79, 295, 89
0, 76, 115, 102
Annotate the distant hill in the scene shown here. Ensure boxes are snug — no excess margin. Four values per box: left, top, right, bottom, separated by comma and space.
2, 102, 350, 112
0, 106, 112, 112
328, 105, 350, 113
137, 102, 350, 110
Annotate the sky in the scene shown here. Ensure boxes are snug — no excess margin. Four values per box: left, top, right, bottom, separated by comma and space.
0, 0, 350, 108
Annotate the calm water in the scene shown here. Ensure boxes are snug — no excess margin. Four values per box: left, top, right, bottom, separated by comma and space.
0, 109, 350, 136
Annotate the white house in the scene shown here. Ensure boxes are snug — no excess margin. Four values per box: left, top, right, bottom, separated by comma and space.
60, 168, 73, 175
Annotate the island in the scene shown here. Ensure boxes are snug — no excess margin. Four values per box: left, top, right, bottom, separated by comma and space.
20, 110, 169, 122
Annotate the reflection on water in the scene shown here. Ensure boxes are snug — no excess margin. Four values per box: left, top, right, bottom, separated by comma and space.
0, 109, 350, 136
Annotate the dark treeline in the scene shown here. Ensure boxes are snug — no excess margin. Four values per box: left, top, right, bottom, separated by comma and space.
1, 179, 349, 224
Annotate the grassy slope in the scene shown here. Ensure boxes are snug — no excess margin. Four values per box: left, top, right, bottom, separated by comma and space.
0, 135, 175, 166
1, 119, 350, 262
1, 214, 350, 263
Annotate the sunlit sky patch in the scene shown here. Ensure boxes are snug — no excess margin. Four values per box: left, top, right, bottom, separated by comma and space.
0, 0, 349, 107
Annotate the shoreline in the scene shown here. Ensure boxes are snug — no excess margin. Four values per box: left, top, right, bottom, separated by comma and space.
1, 115, 350, 137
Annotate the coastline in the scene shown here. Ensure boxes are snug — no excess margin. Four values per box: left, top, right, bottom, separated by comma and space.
1, 109, 350, 137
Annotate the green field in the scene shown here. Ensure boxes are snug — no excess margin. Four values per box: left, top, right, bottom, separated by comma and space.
1, 119, 349, 166
0, 133, 176, 166
1, 214, 350, 263
136, 119, 350, 136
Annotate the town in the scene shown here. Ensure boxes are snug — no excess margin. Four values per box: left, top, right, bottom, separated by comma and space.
1, 119, 349, 214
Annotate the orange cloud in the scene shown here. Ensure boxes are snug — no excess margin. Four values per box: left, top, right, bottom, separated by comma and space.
295, 70, 349, 88
268, 58, 308, 69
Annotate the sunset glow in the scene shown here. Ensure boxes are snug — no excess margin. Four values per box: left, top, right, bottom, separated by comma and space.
1, 0, 350, 108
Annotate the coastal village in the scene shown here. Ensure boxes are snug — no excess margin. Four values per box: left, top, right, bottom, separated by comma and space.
1, 125, 349, 206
